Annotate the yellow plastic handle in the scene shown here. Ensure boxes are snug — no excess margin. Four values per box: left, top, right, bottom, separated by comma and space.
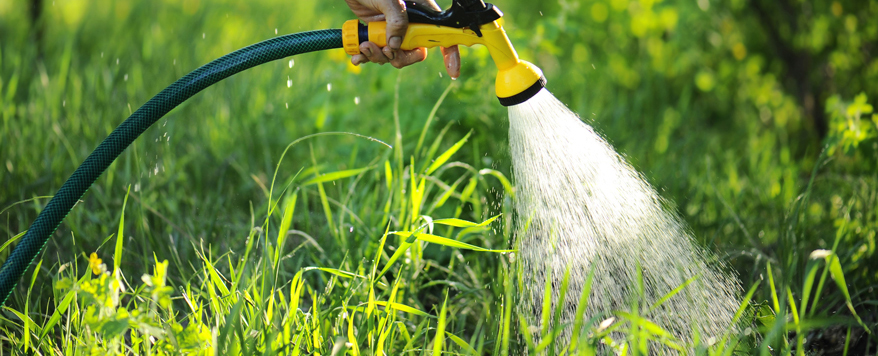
343, 20, 519, 71
342, 19, 544, 101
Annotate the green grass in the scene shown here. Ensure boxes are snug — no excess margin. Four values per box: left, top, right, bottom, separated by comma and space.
2, 0, 877, 354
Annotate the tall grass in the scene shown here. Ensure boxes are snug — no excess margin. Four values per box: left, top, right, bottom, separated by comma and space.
2, 0, 876, 354
3, 76, 874, 355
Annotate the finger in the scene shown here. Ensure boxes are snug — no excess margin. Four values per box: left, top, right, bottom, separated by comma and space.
345, 0, 385, 22
351, 54, 368, 65
382, 46, 397, 61
441, 45, 461, 79
389, 48, 428, 69
409, 0, 441, 11
361, 42, 391, 64
374, 0, 407, 50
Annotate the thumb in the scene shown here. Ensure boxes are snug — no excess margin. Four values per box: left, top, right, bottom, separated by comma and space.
375, 0, 408, 50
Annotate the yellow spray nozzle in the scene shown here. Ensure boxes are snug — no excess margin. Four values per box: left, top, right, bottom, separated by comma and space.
342, 3, 545, 106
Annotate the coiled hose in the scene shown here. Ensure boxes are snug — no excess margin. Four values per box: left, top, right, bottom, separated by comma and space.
0, 29, 344, 306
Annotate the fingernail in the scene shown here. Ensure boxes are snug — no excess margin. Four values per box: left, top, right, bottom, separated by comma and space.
389, 36, 402, 49
363, 47, 373, 57
385, 49, 396, 60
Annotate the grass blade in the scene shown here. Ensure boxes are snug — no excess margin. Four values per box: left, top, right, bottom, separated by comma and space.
649, 273, 700, 313
114, 186, 130, 273
301, 166, 376, 186
302, 266, 366, 280
478, 169, 515, 199
384, 160, 393, 190
432, 214, 501, 228
373, 301, 434, 318
376, 241, 413, 281
415, 81, 455, 154
394, 231, 514, 252
0, 230, 25, 254
38, 288, 75, 340
447, 331, 478, 355
433, 290, 449, 355
825, 252, 870, 333
569, 262, 597, 350
425, 130, 471, 175
22, 259, 42, 352
275, 191, 297, 265
347, 307, 361, 355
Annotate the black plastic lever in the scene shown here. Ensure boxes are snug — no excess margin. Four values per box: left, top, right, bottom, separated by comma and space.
404, 1, 502, 37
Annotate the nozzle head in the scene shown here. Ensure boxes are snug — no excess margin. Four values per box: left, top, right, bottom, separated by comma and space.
496, 60, 545, 106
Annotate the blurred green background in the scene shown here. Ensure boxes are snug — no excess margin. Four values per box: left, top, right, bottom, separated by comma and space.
1, 0, 877, 351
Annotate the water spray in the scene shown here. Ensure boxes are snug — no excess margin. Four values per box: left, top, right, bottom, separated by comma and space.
1, 0, 740, 352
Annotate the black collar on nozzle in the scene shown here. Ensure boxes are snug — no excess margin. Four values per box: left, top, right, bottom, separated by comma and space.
498, 76, 547, 106
404, 1, 502, 37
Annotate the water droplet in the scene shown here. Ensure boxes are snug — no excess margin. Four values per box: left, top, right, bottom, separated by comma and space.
285, 103, 289, 109
202, 33, 206, 39
327, 83, 332, 91
287, 76, 292, 88
275, 28, 278, 34
124, 74, 128, 81
100, 52, 104, 58
354, 97, 360, 105
116, 58, 119, 65
289, 59, 295, 68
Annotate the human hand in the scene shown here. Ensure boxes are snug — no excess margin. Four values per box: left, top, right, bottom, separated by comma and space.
345, 0, 461, 79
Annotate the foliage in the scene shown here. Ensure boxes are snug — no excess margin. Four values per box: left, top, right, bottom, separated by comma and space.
1, 0, 877, 354
826, 93, 878, 155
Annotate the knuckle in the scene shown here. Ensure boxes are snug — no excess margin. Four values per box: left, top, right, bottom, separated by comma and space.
387, 15, 406, 27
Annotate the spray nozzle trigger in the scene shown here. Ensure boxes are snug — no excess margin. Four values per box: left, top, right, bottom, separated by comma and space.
403, 1, 502, 37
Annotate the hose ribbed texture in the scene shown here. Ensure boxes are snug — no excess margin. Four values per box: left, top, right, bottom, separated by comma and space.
0, 29, 344, 306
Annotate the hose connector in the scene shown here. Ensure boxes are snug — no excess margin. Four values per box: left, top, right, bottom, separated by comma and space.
342, 1, 545, 106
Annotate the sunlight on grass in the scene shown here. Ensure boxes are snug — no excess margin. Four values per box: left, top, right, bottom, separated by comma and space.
1, 0, 876, 354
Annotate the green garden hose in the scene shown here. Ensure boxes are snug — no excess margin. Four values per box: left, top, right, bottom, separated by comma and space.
0, 29, 344, 306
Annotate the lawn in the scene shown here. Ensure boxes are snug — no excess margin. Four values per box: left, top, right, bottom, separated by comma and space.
1, 0, 877, 354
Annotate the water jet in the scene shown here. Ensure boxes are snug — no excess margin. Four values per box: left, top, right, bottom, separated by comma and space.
0, 0, 740, 353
